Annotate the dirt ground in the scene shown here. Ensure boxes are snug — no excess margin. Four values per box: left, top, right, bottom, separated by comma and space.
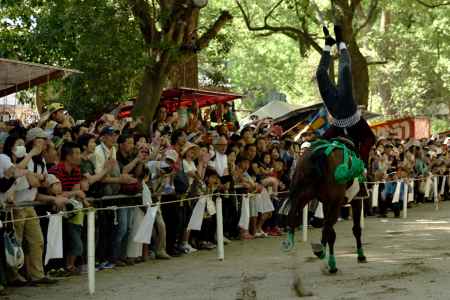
7, 201, 450, 300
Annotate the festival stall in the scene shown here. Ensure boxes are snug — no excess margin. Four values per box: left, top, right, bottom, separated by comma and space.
112, 87, 242, 119
0, 58, 81, 123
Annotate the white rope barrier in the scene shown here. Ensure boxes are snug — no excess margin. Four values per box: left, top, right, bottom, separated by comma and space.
0, 172, 447, 295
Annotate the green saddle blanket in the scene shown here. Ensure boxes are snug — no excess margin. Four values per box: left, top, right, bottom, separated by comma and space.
310, 139, 365, 184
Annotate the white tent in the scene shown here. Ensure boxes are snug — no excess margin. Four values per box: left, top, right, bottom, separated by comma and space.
240, 100, 299, 127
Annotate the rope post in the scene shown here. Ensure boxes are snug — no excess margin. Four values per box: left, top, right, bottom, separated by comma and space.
403, 181, 408, 219
434, 176, 439, 211
360, 198, 365, 229
87, 209, 96, 295
302, 204, 308, 242
215, 196, 224, 261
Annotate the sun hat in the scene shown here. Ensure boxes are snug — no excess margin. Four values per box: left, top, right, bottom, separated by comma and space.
181, 142, 199, 156
26, 127, 48, 143
164, 149, 178, 162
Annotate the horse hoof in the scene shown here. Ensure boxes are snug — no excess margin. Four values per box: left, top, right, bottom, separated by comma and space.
313, 251, 325, 259
292, 276, 313, 297
321, 266, 339, 275
329, 268, 338, 274
358, 256, 367, 263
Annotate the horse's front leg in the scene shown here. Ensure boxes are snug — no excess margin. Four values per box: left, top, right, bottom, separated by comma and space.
320, 200, 341, 274
351, 198, 367, 263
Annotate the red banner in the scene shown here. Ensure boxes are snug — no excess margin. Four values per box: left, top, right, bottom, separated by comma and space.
370, 117, 430, 140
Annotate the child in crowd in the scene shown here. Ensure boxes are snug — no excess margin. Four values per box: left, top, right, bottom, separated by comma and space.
46, 174, 90, 275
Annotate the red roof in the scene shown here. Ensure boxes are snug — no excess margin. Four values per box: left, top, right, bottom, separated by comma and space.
116, 87, 242, 118
161, 87, 242, 112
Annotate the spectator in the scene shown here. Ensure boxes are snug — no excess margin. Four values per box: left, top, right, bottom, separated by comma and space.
8, 128, 57, 285
48, 142, 88, 274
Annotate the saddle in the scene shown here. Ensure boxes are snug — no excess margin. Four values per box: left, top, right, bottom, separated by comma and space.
331, 137, 355, 152
311, 139, 365, 185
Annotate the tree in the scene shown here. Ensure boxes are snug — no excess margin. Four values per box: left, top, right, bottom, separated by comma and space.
234, 0, 382, 108
0, 0, 148, 120
0, 0, 232, 125
127, 0, 232, 128
367, 0, 450, 122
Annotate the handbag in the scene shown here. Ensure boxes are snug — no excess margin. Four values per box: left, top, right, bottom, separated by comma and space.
4, 210, 24, 269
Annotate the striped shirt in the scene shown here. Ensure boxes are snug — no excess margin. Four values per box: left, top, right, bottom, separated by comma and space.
49, 162, 81, 191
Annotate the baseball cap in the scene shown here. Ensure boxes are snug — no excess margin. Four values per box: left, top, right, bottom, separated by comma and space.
164, 149, 178, 162
100, 126, 119, 136
47, 174, 61, 186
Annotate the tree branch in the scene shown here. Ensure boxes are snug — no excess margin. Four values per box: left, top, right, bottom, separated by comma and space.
195, 10, 233, 51
235, 0, 322, 53
414, 0, 450, 8
128, 0, 159, 45
264, 0, 285, 24
367, 60, 389, 65
354, 0, 379, 37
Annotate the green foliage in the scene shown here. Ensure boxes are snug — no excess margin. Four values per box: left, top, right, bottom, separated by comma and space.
0, 0, 448, 129
366, 0, 450, 119
0, 0, 147, 119
199, 0, 320, 112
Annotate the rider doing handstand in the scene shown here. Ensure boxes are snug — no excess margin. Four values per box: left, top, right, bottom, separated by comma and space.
316, 25, 376, 166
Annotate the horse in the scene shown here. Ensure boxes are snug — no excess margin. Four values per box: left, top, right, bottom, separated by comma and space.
285, 138, 367, 278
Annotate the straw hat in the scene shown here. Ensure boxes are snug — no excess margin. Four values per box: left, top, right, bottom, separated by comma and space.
181, 142, 199, 156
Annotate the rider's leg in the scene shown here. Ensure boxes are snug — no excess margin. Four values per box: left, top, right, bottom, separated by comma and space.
316, 49, 338, 112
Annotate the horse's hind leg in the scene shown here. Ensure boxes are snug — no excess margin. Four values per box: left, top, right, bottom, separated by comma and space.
351, 199, 367, 263
321, 200, 340, 274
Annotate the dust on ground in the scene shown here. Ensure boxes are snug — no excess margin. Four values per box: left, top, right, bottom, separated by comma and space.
7, 201, 450, 300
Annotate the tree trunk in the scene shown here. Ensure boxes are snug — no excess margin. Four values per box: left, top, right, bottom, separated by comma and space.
378, 9, 394, 114
132, 64, 168, 131
342, 15, 369, 108
169, 55, 199, 88
348, 42, 369, 108
169, 10, 199, 88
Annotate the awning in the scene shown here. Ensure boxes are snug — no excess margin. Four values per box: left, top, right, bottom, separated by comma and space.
160, 87, 242, 112
115, 87, 243, 118
0, 58, 81, 97
239, 100, 299, 127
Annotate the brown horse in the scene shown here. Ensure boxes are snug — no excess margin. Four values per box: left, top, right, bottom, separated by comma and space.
286, 139, 367, 276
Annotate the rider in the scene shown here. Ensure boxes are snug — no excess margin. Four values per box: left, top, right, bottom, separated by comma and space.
316, 25, 376, 166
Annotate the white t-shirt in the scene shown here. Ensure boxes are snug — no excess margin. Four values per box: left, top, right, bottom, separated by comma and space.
94, 143, 117, 174
208, 151, 228, 177
182, 159, 197, 185
15, 159, 47, 204
0, 154, 13, 178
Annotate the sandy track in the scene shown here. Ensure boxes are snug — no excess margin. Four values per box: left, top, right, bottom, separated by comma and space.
7, 201, 450, 300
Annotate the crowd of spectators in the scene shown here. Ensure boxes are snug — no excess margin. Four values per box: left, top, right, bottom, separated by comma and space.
0, 100, 448, 295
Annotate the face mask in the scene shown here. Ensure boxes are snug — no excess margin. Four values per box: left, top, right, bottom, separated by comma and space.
13, 145, 27, 158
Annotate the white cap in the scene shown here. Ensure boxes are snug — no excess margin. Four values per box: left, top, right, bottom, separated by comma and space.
47, 174, 61, 186
164, 149, 178, 162
301, 142, 311, 149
